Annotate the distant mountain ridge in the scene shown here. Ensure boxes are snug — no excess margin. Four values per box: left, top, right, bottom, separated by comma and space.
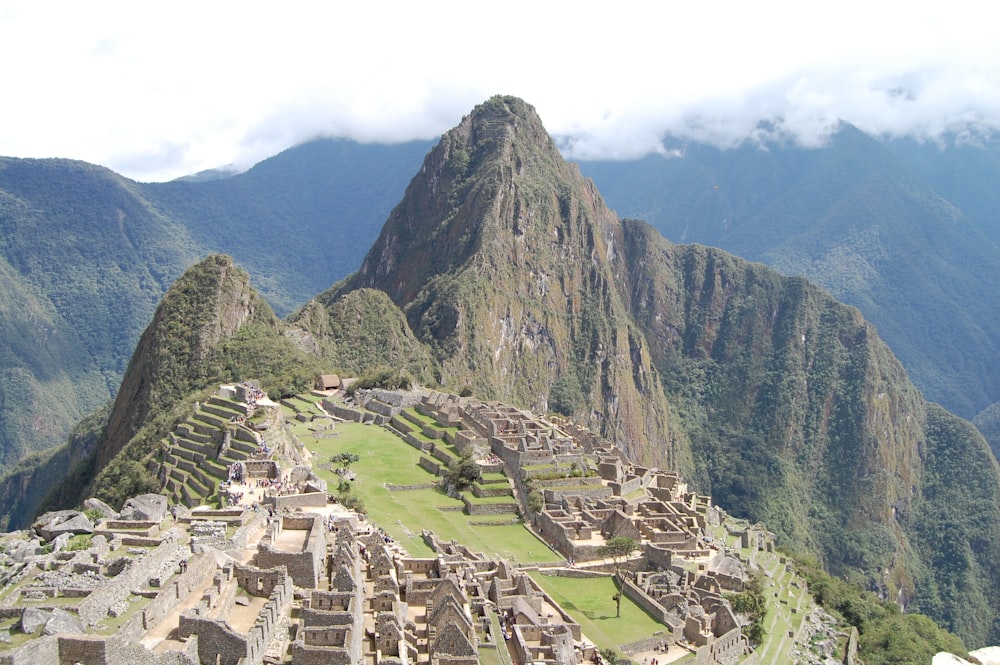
3, 114, 1000, 478
578, 127, 1000, 424
10, 96, 1000, 648
0, 141, 430, 477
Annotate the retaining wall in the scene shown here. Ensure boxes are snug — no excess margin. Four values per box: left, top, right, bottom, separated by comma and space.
77, 536, 184, 627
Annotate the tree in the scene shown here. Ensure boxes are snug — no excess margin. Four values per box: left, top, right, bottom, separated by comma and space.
597, 536, 637, 617
330, 452, 360, 475
446, 451, 482, 492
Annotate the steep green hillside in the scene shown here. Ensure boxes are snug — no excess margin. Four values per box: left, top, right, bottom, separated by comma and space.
0, 158, 198, 470
619, 221, 1000, 644
35, 254, 326, 515
146, 138, 432, 314
309, 97, 1000, 646
316, 96, 683, 468
974, 403, 1000, 460
295, 288, 436, 380
579, 130, 1000, 421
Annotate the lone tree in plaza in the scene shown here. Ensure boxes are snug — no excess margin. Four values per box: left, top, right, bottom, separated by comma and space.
331, 452, 360, 475
597, 536, 637, 617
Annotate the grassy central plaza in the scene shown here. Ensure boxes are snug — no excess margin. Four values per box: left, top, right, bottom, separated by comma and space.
293, 416, 558, 562
289, 407, 799, 661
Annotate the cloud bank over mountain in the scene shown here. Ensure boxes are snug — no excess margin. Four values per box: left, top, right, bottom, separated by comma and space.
2, 1, 998, 181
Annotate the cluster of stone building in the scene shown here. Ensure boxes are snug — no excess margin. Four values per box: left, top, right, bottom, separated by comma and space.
369, 389, 772, 664
0, 497, 600, 665
0, 385, 776, 665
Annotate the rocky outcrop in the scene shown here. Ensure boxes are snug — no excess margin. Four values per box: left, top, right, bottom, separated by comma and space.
118, 494, 167, 522
96, 254, 268, 470
320, 96, 682, 468
32, 510, 94, 541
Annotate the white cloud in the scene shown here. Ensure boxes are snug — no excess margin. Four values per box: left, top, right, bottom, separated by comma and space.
1, 0, 998, 181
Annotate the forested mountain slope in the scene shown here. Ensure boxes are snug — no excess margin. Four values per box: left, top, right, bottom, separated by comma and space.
0, 142, 428, 478
2, 99, 999, 649
579, 129, 1000, 424
296, 97, 1000, 646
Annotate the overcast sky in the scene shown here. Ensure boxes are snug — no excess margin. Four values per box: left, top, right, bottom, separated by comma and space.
2, 1, 998, 182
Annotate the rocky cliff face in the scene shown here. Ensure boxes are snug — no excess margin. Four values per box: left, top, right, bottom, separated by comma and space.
311, 96, 1000, 645
96, 254, 269, 470
327, 96, 682, 467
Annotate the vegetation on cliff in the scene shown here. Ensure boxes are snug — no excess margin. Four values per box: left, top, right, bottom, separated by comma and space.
6, 96, 999, 650
580, 130, 1000, 422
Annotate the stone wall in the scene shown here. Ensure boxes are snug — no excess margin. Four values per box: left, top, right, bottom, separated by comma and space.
418, 456, 443, 476
0, 634, 59, 664
138, 553, 216, 634
55, 634, 200, 665
542, 486, 612, 502
178, 565, 292, 665
461, 496, 518, 516
224, 510, 266, 555
646, 543, 673, 570
257, 515, 325, 588
265, 492, 328, 511
77, 536, 185, 627
322, 401, 364, 422
620, 577, 680, 636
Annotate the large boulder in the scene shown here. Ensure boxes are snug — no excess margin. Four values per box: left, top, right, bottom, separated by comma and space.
32, 511, 94, 541
42, 608, 85, 635
83, 497, 119, 520
20, 607, 50, 634
6, 538, 39, 563
119, 493, 168, 522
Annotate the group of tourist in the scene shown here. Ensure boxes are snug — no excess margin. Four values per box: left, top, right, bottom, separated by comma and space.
240, 381, 266, 415
219, 483, 245, 506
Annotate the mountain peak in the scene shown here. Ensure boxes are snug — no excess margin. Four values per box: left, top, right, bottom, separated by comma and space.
457, 95, 555, 152
320, 95, 671, 465
342, 95, 615, 306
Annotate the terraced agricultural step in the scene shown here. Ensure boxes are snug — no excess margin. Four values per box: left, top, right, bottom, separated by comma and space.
190, 465, 217, 490
179, 483, 194, 507
229, 439, 258, 456
202, 460, 228, 479
220, 448, 251, 463
170, 446, 203, 464
232, 425, 260, 445
174, 425, 214, 445
208, 395, 249, 415
200, 402, 243, 422
185, 476, 210, 498
174, 436, 214, 459
194, 410, 227, 428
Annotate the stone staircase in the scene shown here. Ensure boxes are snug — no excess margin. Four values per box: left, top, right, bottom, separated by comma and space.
157, 394, 267, 507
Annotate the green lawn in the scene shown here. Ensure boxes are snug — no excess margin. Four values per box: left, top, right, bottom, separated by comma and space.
298, 420, 557, 562
530, 573, 669, 650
